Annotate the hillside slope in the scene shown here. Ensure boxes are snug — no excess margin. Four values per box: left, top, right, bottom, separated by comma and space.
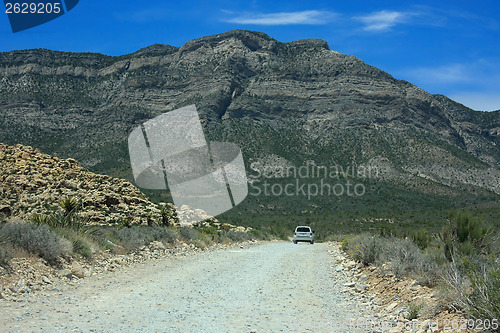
0, 143, 173, 225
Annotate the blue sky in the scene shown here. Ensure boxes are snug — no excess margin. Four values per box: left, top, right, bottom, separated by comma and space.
1, 0, 499, 111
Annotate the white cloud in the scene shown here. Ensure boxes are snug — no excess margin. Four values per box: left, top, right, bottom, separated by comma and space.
355, 10, 408, 32
225, 10, 335, 25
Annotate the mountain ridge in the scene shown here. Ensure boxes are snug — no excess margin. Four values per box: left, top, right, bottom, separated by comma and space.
0, 30, 499, 218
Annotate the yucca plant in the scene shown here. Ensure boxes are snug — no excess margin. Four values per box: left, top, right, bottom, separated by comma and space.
59, 196, 80, 217
30, 213, 53, 226
159, 207, 171, 227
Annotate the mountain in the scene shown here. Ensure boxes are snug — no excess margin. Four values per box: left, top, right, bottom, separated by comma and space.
1, 30, 499, 227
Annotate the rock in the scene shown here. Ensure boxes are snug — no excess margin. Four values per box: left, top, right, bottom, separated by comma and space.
343, 282, 355, 287
395, 306, 406, 314
355, 283, 367, 292
335, 265, 344, 272
41, 276, 52, 284
386, 302, 398, 312
71, 262, 85, 278
358, 275, 368, 283
150, 241, 165, 250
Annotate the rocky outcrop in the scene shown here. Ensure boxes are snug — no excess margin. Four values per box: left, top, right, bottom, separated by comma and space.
0, 143, 176, 225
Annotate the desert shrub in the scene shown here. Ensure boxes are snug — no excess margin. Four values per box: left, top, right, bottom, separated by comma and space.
467, 263, 500, 321
357, 235, 384, 265
225, 231, 252, 242
119, 217, 132, 228
56, 228, 94, 259
414, 248, 445, 287
73, 238, 92, 258
30, 208, 87, 232
109, 226, 179, 250
179, 227, 200, 241
192, 239, 207, 249
0, 222, 70, 262
195, 225, 218, 236
444, 255, 500, 322
249, 228, 271, 241
151, 227, 178, 244
269, 225, 291, 240
0, 245, 12, 267
343, 234, 383, 265
342, 233, 444, 286
382, 238, 424, 277
114, 226, 149, 250
30, 214, 52, 226
406, 302, 424, 320
159, 205, 178, 227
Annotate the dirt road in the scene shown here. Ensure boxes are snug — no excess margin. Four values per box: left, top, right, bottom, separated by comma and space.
0, 242, 373, 332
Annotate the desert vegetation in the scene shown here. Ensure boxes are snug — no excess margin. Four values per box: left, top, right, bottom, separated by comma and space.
0, 196, 267, 269
340, 210, 499, 324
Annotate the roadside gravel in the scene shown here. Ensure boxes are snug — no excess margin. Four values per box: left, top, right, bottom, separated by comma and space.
0, 242, 373, 332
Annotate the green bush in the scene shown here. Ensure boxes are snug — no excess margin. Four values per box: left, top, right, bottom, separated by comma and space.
249, 228, 271, 241
30, 209, 87, 232
406, 302, 424, 320
0, 222, 70, 262
410, 229, 430, 250
439, 211, 493, 260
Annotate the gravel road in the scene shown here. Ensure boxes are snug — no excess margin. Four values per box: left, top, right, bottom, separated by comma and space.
0, 242, 373, 332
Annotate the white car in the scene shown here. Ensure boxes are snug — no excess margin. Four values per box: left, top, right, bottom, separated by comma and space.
293, 226, 314, 244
